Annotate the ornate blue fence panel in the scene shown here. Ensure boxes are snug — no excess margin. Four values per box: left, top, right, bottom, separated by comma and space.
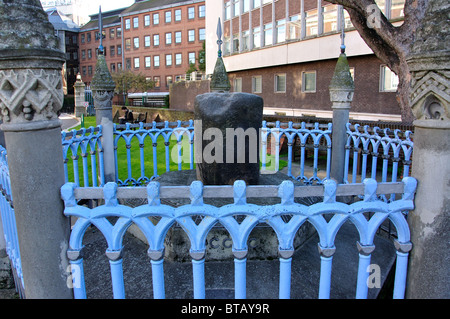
344, 124, 414, 189
261, 121, 332, 184
113, 120, 194, 186
61, 126, 105, 187
61, 177, 417, 299
0, 146, 24, 296
84, 89, 95, 116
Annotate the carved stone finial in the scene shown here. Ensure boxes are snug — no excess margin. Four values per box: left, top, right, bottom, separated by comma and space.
90, 54, 115, 118
210, 57, 231, 93
329, 52, 354, 108
210, 18, 231, 93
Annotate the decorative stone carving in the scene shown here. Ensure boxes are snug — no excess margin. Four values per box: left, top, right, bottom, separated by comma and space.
0, 69, 63, 124
409, 70, 450, 121
406, 0, 449, 124
92, 90, 114, 109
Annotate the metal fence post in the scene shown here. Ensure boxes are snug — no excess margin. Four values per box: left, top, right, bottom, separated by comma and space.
329, 49, 354, 184
0, 0, 72, 298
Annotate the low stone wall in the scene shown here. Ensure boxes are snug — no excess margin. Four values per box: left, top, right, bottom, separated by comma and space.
169, 80, 210, 111
113, 105, 194, 123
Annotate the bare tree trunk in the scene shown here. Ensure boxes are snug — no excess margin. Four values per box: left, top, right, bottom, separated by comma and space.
396, 62, 415, 123
327, 0, 429, 122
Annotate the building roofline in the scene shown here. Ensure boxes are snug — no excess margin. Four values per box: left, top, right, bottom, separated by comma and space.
119, 0, 204, 18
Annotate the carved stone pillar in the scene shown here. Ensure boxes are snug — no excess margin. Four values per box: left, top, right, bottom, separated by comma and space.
91, 54, 116, 182
73, 73, 86, 117
405, 0, 450, 299
329, 52, 354, 184
91, 54, 115, 125
0, 0, 72, 298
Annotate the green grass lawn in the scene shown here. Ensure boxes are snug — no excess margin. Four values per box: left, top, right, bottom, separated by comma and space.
64, 116, 287, 186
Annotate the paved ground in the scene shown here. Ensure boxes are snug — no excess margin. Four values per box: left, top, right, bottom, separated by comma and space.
80, 221, 396, 299
59, 113, 80, 131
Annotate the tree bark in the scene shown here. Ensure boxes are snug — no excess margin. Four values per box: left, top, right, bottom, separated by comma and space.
327, 0, 429, 123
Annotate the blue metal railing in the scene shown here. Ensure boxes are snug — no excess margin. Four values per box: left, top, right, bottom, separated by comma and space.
113, 120, 195, 186
61, 120, 414, 192
61, 126, 105, 187
61, 177, 417, 299
0, 146, 24, 296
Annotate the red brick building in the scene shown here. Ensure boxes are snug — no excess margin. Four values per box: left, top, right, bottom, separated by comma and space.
78, 0, 206, 93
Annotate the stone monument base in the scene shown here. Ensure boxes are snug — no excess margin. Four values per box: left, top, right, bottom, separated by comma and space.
126, 170, 319, 261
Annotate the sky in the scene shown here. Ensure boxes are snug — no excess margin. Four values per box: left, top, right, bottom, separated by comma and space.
83, 0, 135, 16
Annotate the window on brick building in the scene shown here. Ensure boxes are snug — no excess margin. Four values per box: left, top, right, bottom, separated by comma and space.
199, 5, 205, 17
175, 53, 182, 65
166, 54, 172, 66
125, 18, 130, 30
165, 11, 172, 23
188, 52, 195, 64
154, 55, 160, 67
144, 35, 151, 47
165, 32, 172, 45
302, 71, 316, 93
234, 77, 242, 92
153, 13, 159, 25
145, 56, 151, 68
188, 7, 195, 19
166, 76, 173, 88
153, 34, 160, 46
133, 37, 139, 49
188, 29, 195, 42
275, 74, 286, 93
199, 28, 205, 41
175, 9, 181, 21
144, 15, 150, 26
133, 17, 139, 29
252, 76, 262, 93
175, 31, 182, 44
154, 76, 160, 87
134, 57, 140, 69
380, 65, 398, 92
